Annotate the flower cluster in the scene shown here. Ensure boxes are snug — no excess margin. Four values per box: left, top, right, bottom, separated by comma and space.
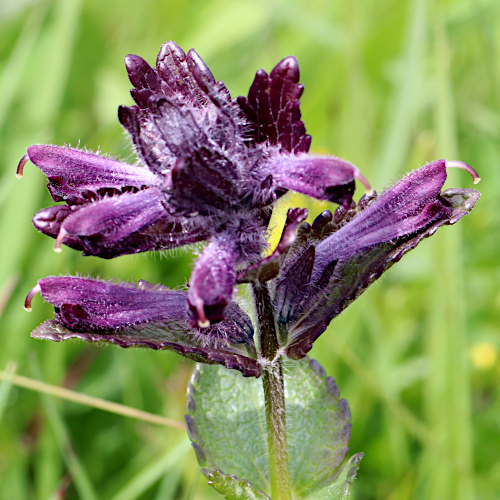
20, 41, 480, 377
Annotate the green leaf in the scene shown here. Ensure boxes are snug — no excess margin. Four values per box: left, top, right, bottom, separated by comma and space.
185, 362, 269, 491
202, 469, 270, 500
286, 359, 352, 494
186, 357, 360, 497
303, 453, 364, 500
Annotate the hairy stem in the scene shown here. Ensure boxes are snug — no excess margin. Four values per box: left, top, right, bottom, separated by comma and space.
253, 282, 291, 500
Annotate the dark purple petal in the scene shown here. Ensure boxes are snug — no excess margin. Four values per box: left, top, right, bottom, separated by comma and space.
28, 277, 260, 377
188, 238, 238, 327
155, 42, 193, 98
41, 277, 184, 329
260, 154, 372, 209
24, 145, 161, 202
124, 54, 163, 107
78, 214, 213, 259
273, 160, 481, 359
237, 56, 311, 153
33, 191, 214, 258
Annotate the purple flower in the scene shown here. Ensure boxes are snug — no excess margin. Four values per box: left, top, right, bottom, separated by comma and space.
25, 276, 261, 377
22, 42, 480, 376
17, 145, 212, 258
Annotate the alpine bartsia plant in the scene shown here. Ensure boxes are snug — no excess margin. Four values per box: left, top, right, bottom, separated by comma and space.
20, 41, 480, 499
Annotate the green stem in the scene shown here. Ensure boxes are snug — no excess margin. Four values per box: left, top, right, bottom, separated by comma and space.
253, 282, 291, 500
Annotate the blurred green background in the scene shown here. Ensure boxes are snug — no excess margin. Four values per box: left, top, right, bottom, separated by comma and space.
0, 0, 498, 498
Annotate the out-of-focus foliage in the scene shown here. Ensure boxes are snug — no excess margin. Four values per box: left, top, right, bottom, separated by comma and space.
0, 0, 498, 498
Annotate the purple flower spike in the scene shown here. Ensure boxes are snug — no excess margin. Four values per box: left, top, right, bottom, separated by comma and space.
26, 277, 260, 377
21, 41, 480, 373
273, 160, 481, 359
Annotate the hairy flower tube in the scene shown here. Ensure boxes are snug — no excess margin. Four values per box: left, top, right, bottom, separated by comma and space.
21, 41, 480, 377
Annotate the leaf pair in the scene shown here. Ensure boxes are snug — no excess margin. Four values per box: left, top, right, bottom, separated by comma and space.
187, 357, 363, 499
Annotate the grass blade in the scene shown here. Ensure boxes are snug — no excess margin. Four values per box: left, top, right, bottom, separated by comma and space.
0, 361, 17, 423
110, 439, 191, 500
0, 369, 185, 430
30, 355, 99, 500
